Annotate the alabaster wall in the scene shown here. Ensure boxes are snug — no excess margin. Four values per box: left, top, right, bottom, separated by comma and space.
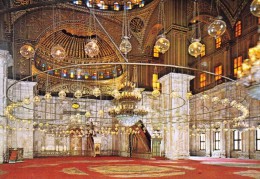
159, 73, 194, 159
6, 80, 36, 159
189, 82, 260, 159
0, 50, 12, 163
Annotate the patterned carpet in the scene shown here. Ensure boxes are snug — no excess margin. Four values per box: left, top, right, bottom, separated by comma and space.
0, 156, 259, 179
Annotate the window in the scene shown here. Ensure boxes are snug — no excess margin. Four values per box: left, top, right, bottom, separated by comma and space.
256, 128, 260, 151
201, 44, 206, 57
200, 73, 206, 88
214, 131, 220, 150
153, 46, 159, 58
216, 37, 221, 49
73, 0, 82, 5
200, 133, 206, 150
114, 2, 119, 11
234, 56, 243, 77
235, 21, 242, 37
126, 1, 132, 10
215, 65, 222, 81
233, 130, 242, 151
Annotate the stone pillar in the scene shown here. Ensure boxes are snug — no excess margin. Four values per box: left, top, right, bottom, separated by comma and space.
0, 50, 12, 163
7, 80, 36, 159
159, 73, 194, 159
164, 0, 189, 66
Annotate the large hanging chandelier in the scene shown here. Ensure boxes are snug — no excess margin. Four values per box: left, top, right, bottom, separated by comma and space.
237, 1, 260, 100
108, 81, 148, 126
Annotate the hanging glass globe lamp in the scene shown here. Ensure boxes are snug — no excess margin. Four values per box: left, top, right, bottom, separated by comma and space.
155, 34, 170, 54
85, 111, 91, 118
74, 90, 83, 99
119, 36, 132, 54
20, 44, 35, 59
51, 44, 66, 60
250, 0, 260, 17
44, 92, 52, 101
93, 87, 101, 97
207, 16, 226, 39
98, 110, 104, 117
22, 97, 31, 105
152, 89, 161, 98
58, 90, 66, 100
188, 39, 203, 58
33, 95, 41, 104
84, 39, 100, 57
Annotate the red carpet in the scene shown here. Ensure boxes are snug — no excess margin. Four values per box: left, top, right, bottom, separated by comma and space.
0, 156, 259, 179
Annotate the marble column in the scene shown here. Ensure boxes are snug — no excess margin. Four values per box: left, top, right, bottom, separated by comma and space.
0, 50, 12, 163
7, 80, 36, 159
159, 73, 194, 159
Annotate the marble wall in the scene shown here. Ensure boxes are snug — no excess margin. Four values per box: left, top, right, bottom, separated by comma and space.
189, 82, 260, 159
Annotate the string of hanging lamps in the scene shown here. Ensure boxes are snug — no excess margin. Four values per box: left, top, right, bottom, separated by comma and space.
188, 0, 203, 58
207, 0, 226, 39
154, 0, 170, 54
19, 11, 35, 59
50, 6, 66, 61
119, 1, 132, 55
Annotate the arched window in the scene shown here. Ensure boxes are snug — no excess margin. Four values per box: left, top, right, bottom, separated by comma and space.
233, 56, 242, 77
139, 0, 145, 7
215, 64, 222, 81
73, 0, 82, 5
153, 46, 159, 58
216, 37, 221, 49
201, 44, 206, 57
127, 1, 132, 10
114, 2, 119, 11
200, 73, 206, 88
235, 21, 242, 37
